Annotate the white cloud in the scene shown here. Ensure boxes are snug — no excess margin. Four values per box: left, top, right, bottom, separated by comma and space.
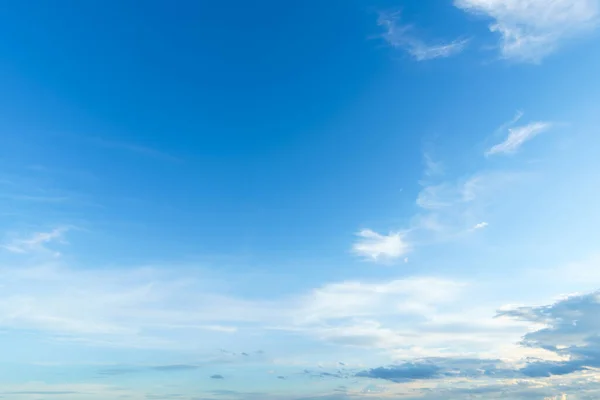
455, 0, 600, 62
352, 229, 410, 261
202, 325, 238, 333
378, 11, 469, 61
1, 227, 69, 255
473, 222, 489, 230
296, 277, 465, 325
486, 121, 552, 156
0, 255, 518, 358
0, 252, 467, 351
282, 278, 538, 356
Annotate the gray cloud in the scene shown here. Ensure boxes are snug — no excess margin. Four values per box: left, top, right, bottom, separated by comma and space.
499, 290, 600, 377
210, 374, 225, 379
356, 357, 515, 383
357, 362, 441, 382
353, 289, 600, 387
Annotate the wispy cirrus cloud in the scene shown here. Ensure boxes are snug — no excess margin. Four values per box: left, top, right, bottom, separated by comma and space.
377, 11, 469, 61
87, 137, 182, 162
1, 227, 70, 255
454, 0, 600, 62
423, 154, 445, 178
486, 120, 552, 156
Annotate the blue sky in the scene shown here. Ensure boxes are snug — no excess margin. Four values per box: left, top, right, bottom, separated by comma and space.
1, 0, 600, 399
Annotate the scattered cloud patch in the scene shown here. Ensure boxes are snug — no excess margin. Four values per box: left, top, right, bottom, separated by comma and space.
210, 374, 225, 379
473, 221, 489, 230
454, 0, 600, 62
352, 229, 410, 261
378, 11, 469, 61
486, 121, 552, 156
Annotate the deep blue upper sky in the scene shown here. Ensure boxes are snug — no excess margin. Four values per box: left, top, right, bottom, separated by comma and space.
3, 0, 598, 266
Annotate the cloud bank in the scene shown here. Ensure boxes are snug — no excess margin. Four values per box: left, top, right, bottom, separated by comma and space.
455, 0, 600, 62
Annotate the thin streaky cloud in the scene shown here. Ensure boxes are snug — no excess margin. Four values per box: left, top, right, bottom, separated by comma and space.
486, 121, 552, 156
494, 110, 524, 136
423, 154, 444, 177
409, 39, 470, 61
1, 227, 70, 254
377, 11, 469, 61
0, 194, 70, 203
88, 137, 182, 162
